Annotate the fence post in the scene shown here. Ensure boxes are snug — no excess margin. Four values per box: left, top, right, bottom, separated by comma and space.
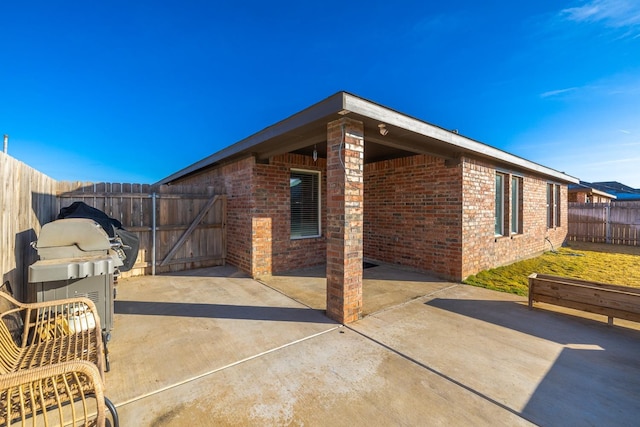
151, 192, 157, 276
605, 204, 611, 244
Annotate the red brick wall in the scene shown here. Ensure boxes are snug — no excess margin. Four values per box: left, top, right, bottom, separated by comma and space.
251, 217, 272, 277
176, 153, 327, 277
255, 154, 327, 275
569, 191, 587, 203
174, 151, 569, 282
461, 157, 568, 278
172, 156, 255, 273
364, 155, 463, 280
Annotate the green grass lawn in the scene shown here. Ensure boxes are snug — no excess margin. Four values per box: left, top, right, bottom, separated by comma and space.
463, 241, 640, 296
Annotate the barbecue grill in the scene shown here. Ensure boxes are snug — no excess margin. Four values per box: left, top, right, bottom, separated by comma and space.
27, 218, 124, 335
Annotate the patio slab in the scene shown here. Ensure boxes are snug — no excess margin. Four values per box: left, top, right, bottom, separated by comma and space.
107, 265, 336, 407
259, 263, 452, 315
106, 265, 640, 426
352, 284, 640, 426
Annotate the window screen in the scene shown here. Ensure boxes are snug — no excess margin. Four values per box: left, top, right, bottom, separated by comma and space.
554, 184, 561, 227
495, 173, 505, 235
290, 170, 320, 238
547, 183, 554, 228
511, 176, 522, 234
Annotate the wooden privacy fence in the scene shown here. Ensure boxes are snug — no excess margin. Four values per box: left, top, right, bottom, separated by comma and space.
57, 182, 227, 277
1, 151, 58, 298
568, 202, 640, 246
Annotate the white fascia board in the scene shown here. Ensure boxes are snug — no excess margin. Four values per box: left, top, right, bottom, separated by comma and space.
592, 188, 617, 199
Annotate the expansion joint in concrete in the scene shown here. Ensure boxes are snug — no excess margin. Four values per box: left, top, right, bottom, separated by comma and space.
115, 325, 342, 409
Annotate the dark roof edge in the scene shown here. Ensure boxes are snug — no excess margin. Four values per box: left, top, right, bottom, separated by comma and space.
157, 91, 579, 185
341, 93, 579, 184
156, 91, 347, 185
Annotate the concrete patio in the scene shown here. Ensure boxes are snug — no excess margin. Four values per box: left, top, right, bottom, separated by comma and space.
106, 265, 640, 426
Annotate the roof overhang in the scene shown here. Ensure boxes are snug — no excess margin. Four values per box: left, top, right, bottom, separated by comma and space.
157, 91, 579, 185
569, 184, 617, 199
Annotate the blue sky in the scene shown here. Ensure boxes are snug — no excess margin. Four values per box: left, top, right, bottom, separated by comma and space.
2, 0, 639, 187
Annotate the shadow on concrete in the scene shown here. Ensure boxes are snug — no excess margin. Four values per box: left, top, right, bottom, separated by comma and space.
162, 265, 251, 279
264, 263, 451, 315
522, 345, 640, 426
273, 263, 449, 282
426, 298, 640, 426
425, 298, 640, 343
274, 266, 326, 279
115, 300, 335, 324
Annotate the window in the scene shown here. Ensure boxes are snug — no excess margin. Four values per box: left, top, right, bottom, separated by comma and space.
547, 184, 553, 228
547, 183, 561, 228
497, 172, 523, 237
495, 173, 505, 236
555, 184, 561, 227
290, 170, 320, 239
511, 176, 523, 234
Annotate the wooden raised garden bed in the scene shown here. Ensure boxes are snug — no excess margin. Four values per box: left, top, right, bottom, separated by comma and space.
528, 273, 640, 325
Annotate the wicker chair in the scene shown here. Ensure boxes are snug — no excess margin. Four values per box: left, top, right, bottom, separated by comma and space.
0, 292, 118, 426
0, 360, 110, 426
0, 292, 105, 378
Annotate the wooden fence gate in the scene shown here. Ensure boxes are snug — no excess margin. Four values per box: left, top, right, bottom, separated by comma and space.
57, 182, 226, 277
568, 202, 640, 246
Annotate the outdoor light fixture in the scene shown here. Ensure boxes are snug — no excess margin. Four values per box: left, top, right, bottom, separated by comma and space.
378, 124, 388, 136
313, 144, 318, 161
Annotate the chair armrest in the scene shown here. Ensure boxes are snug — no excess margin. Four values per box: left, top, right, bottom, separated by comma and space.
0, 360, 106, 426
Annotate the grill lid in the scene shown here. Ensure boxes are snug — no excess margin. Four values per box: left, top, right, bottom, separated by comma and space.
36, 218, 112, 252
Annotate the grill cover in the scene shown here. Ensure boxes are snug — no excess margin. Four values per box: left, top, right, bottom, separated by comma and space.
57, 202, 139, 272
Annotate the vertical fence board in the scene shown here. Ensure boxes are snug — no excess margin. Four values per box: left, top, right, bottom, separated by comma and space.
1, 152, 57, 300
56, 182, 226, 277
568, 202, 640, 246
2, 159, 227, 298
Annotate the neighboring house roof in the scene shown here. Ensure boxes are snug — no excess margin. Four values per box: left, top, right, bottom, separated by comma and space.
158, 91, 579, 185
568, 181, 617, 199
590, 181, 640, 197
615, 193, 640, 201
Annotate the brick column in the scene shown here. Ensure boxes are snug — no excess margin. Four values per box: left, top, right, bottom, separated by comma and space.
251, 217, 272, 278
326, 118, 364, 324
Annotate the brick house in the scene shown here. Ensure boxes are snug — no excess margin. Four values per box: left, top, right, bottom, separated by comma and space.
568, 181, 616, 203
159, 92, 578, 323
